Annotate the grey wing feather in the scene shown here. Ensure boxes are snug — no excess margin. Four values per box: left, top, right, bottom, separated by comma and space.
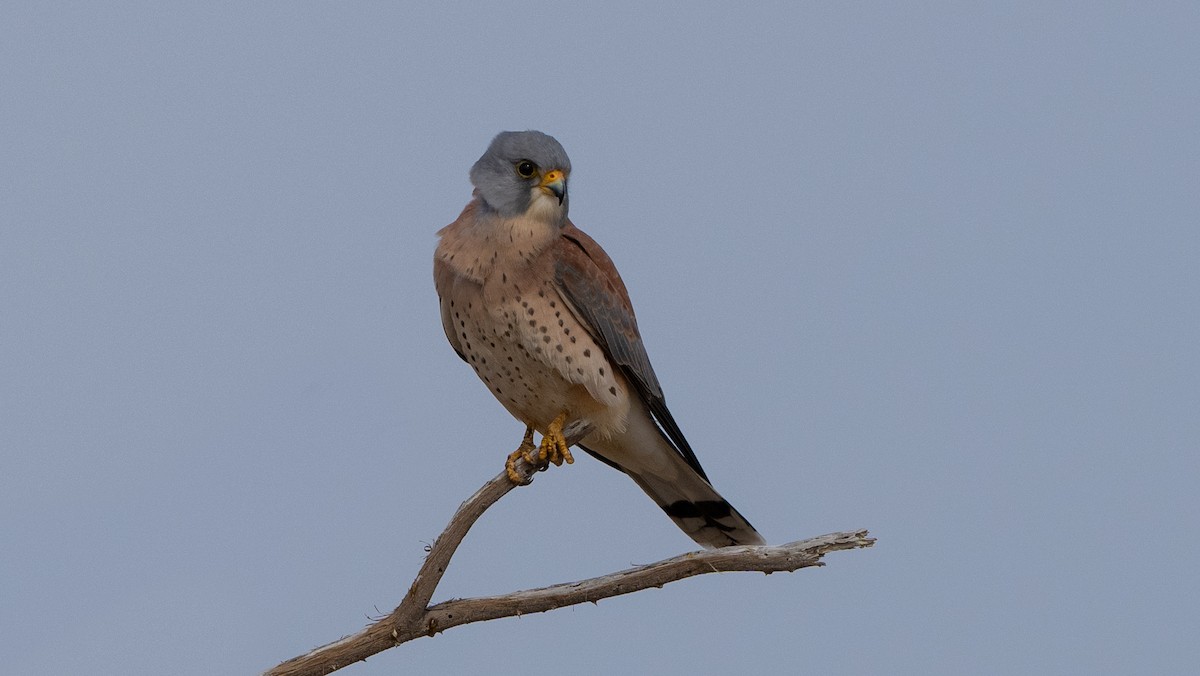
554, 228, 711, 482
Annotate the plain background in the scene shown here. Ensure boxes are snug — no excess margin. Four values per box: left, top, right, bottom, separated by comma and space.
3, 3, 1197, 674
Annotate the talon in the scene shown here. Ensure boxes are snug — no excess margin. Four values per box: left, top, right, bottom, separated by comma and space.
538, 412, 575, 467
505, 450, 528, 484
505, 427, 537, 484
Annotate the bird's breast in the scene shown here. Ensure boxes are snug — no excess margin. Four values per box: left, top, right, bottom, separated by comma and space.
435, 210, 561, 284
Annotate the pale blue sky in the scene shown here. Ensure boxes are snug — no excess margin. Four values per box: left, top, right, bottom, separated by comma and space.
2, 3, 1197, 674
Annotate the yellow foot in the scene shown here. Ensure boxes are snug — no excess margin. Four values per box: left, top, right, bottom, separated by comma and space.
505, 427, 537, 484
537, 412, 575, 468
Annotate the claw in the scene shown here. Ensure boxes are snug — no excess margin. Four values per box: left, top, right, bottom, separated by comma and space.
505, 427, 537, 484
538, 412, 575, 467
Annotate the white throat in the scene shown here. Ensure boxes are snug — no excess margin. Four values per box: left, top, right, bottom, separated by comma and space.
526, 189, 565, 224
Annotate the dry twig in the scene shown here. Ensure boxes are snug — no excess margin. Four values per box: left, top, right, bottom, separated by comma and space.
266, 453, 874, 676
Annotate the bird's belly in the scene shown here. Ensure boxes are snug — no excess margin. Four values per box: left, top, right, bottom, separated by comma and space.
450, 281, 629, 436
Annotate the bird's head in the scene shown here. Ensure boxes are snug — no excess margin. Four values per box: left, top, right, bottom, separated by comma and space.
469, 130, 571, 223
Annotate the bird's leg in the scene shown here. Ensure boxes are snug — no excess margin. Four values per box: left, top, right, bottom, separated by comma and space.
537, 411, 575, 467
505, 426, 537, 484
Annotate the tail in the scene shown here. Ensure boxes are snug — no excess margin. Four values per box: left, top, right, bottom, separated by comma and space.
624, 462, 765, 549
579, 439, 765, 549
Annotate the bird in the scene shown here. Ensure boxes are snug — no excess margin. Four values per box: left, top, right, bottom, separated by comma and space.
433, 130, 764, 548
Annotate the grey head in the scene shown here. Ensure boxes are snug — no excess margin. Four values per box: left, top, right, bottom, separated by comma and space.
469, 130, 572, 220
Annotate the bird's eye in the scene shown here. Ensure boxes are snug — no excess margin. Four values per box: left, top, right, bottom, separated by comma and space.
515, 160, 537, 178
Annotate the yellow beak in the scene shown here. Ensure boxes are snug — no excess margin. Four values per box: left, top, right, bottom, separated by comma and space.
539, 169, 566, 203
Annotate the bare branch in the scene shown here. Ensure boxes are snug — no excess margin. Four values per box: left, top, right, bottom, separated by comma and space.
266, 453, 874, 676
421, 530, 874, 634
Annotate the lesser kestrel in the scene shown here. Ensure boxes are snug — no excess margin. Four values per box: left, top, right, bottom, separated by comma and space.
434, 131, 763, 548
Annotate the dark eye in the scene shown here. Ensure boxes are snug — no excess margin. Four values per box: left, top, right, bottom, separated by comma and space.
515, 160, 537, 178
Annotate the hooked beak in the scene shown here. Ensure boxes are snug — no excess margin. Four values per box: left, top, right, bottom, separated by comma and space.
539, 169, 566, 204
